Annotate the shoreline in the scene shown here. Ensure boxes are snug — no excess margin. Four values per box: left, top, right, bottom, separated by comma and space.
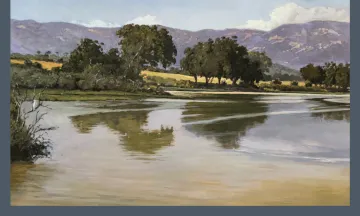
20, 89, 350, 102
166, 90, 350, 97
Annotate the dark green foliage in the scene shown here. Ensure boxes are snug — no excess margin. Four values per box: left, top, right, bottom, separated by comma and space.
291, 81, 299, 86
305, 80, 313, 87
66, 38, 105, 72
11, 52, 66, 62
335, 63, 350, 91
259, 83, 325, 93
116, 24, 177, 69
181, 37, 266, 86
24, 59, 33, 67
272, 79, 282, 85
300, 62, 350, 91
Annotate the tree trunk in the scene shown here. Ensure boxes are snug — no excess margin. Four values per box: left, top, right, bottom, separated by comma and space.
209, 77, 214, 84
205, 77, 209, 86
193, 75, 198, 84
218, 77, 221, 85
232, 78, 238, 86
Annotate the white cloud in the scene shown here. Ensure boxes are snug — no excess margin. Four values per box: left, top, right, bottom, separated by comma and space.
237, 3, 350, 31
70, 20, 121, 28
125, 15, 162, 25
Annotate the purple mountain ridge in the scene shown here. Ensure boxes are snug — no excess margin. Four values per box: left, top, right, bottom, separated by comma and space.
11, 19, 350, 69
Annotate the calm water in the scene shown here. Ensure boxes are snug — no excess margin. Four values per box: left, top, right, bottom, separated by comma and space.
11, 94, 350, 206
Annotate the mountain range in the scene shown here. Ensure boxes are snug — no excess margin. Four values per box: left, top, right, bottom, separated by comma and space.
11, 19, 350, 69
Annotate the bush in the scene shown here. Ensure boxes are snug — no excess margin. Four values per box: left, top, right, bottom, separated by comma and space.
58, 76, 77, 90
305, 80, 313, 87
259, 83, 326, 93
10, 90, 56, 163
291, 81, 299, 86
272, 79, 282, 85
33, 62, 43, 69
24, 59, 33, 67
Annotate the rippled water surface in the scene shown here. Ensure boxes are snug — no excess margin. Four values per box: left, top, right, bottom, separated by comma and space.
11, 94, 350, 206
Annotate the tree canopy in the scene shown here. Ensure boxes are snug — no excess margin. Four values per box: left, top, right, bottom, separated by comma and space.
181, 37, 271, 86
300, 61, 350, 91
116, 24, 177, 70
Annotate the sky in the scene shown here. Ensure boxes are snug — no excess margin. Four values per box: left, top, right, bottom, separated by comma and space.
11, 0, 350, 31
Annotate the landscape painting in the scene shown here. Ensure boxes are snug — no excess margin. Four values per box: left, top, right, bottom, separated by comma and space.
10, 0, 350, 206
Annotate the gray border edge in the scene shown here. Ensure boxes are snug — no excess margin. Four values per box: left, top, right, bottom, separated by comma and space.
1, 0, 356, 214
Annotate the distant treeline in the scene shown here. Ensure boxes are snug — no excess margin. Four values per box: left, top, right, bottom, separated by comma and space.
299, 62, 350, 91
11, 52, 68, 63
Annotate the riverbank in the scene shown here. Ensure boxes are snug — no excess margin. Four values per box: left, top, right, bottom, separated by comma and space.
18, 89, 181, 102
20, 89, 350, 102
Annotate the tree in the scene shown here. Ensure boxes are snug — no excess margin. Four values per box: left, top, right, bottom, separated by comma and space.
116, 24, 177, 74
158, 28, 177, 69
248, 51, 273, 74
65, 38, 105, 72
102, 48, 124, 77
335, 63, 350, 91
323, 62, 339, 87
196, 39, 218, 85
213, 37, 232, 84
180, 47, 199, 84
228, 45, 249, 85
300, 63, 325, 85
241, 59, 263, 85
180, 36, 249, 86
313, 65, 326, 85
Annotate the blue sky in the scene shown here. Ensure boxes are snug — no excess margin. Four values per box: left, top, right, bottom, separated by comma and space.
11, 0, 350, 31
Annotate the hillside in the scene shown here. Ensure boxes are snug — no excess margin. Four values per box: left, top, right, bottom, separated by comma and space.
11, 19, 349, 69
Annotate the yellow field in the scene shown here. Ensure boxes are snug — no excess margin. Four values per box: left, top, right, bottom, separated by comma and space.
10, 59, 303, 86
141, 70, 234, 84
10, 59, 63, 70
142, 70, 305, 86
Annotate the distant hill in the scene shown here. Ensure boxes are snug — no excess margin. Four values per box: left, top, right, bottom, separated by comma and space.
11, 19, 349, 70
269, 63, 300, 76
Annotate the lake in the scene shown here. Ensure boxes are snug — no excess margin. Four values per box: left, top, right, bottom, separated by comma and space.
11, 94, 350, 206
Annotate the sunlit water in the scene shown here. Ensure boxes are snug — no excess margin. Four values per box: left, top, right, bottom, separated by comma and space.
11, 94, 350, 206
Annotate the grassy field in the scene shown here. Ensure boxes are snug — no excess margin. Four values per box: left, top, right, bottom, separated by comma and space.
10, 59, 305, 86
143, 70, 305, 86
10, 59, 62, 70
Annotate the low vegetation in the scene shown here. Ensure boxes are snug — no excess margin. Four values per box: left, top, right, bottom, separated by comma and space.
10, 85, 56, 163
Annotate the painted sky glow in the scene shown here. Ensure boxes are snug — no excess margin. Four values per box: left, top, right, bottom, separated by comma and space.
11, 0, 350, 31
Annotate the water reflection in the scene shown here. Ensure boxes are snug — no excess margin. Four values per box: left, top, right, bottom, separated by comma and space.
10, 96, 350, 206
11, 163, 56, 204
182, 101, 269, 149
311, 111, 350, 122
70, 111, 175, 154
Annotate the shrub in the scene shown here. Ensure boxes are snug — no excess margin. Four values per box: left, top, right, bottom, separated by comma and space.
291, 81, 299, 86
10, 89, 56, 163
24, 59, 33, 67
33, 62, 43, 69
58, 76, 77, 90
272, 78, 282, 85
259, 83, 326, 93
305, 80, 313, 87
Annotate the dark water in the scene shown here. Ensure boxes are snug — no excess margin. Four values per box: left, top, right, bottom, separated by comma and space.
11, 94, 350, 206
